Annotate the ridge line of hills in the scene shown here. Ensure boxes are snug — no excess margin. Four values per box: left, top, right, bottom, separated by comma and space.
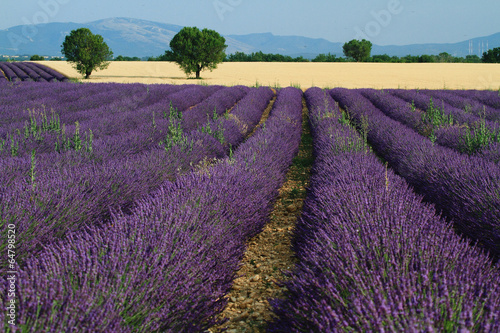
1, 17, 499, 59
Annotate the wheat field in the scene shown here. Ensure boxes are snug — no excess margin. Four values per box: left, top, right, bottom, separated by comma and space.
38, 61, 500, 90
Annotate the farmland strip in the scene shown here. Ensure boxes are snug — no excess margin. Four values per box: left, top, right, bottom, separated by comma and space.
0, 63, 19, 81
3, 62, 31, 81
0, 85, 273, 273
22, 62, 56, 82
452, 89, 500, 110
181, 85, 249, 132
15, 63, 44, 82
329, 87, 500, 261
269, 87, 500, 332
30, 62, 69, 82
211, 95, 312, 332
0, 87, 304, 332
0, 68, 7, 82
360, 89, 500, 163
388, 88, 499, 131
420, 89, 500, 121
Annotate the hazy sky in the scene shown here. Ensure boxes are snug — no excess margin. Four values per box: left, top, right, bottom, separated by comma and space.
1, 0, 499, 45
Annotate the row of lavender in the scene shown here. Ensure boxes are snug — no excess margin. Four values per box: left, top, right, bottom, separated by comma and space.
415, 89, 500, 122
359, 89, 500, 164
387, 89, 499, 161
0, 82, 201, 158
0, 87, 303, 332
0, 82, 276, 273
329, 88, 500, 262
0, 62, 69, 82
0, 81, 256, 162
270, 87, 500, 331
452, 89, 500, 110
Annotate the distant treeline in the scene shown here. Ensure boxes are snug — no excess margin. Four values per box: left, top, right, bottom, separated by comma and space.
367, 53, 483, 63
147, 50, 492, 63
225, 51, 485, 63
7, 48, 498, 64
224, 51, 309, 62
114, 55, 142, 61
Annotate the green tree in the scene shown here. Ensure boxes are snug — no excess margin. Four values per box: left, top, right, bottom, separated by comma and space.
464, 55, 481, 63
114, 55, 141, 61
343, 39, 372, 62
30, 55, 45, 61
370, 54, 392, 63
482, 47, 500, 63
312, 53, 344, 62
61, 28, 113, 79
419, 54, 435, 63
167, 27, 227, 79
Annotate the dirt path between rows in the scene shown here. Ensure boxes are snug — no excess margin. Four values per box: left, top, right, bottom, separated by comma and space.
209, 98, 313, 332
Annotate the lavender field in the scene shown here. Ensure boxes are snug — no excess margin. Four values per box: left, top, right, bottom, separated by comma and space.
0, 62, 69, 83
1, 77, 500, 331
270, 87, 500, 332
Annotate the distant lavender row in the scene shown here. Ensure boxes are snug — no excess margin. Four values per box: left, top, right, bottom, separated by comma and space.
13, 63, 49, 82
270, 87, 500, 332
200, 86, 275, 154
0, 84, 220, 177
18, 62, 57, 82
31, 62, 69, 81
0, 81, 136, 120
181, 85, 249, 132
330, 88, 500, 261
0, 62, 68, 82
0, 87, 303, 332
0, 80, 114, 109
0, 85, 273, 273
388, 89, 499, 132
360, 89, 500, 163
0, 82, 207, 133
0, 63, 18, 82
452, 89, 500, 110
3, 62, 31, 81
421, 89, 500, 122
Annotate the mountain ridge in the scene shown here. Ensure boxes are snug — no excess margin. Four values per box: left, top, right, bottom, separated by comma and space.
0, 17, 498, 58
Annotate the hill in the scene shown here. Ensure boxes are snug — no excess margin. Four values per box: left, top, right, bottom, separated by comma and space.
0, 17, 499, 58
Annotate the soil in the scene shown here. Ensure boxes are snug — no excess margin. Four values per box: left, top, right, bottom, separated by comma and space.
208, 98, 313, 332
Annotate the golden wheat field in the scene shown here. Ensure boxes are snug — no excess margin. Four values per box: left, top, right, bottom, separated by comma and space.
37, 61, 500, 90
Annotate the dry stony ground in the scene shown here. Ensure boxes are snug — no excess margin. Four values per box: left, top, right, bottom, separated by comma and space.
208, 98, 313, 333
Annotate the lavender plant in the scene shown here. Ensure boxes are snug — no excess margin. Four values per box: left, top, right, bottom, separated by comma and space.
361, 88, 500, 162
0, 87, 302, 332
0, 83, 275, 277
269, 87, 500, 332
330, 87, 500, 261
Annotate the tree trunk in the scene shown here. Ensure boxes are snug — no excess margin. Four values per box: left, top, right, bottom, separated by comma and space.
85, 71, 91, 79
196, 65, 201, 79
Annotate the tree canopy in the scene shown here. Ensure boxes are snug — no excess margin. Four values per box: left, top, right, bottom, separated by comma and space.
167, 27, 227, 79
343, 39, 373, 62
114, 55, 141, 61
30, 55, 45, 61
226, 51, 308, 62
61, 28, 113, 79
482, 47, 500, 63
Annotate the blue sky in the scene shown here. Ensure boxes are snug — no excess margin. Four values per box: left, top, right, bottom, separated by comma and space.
2, 0, 499, 45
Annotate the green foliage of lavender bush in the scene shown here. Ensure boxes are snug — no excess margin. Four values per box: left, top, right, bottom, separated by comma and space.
159, 102, 193, 152
460, 118, 500, 154
422, 97, 454, 128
